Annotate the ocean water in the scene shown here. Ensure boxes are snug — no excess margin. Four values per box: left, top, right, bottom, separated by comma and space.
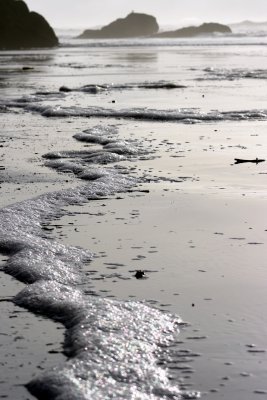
1, 33, 267, 399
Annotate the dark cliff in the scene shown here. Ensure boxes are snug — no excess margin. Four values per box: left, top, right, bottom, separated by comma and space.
78, 12, 159, 39
0, 0, 58, 50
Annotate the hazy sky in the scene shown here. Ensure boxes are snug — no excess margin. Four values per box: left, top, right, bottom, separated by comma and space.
25, 0, 267, 29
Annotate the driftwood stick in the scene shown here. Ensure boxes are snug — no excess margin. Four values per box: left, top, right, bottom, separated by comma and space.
234, 158, 265, 165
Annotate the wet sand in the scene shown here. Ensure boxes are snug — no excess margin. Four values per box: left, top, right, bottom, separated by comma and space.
1, 39, 267, 399
47, 121, 267, 399
1, 113, 267, 398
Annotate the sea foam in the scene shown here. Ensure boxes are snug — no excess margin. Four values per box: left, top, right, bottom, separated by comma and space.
0, 123, 200, 399
200, 67, 267, 81
16, 280, 197, 400
0, 173, 136, 284
2, 88, 267, 124
25, 104, 267, 123
43, 125, 143, 180
59, 81, 186, 94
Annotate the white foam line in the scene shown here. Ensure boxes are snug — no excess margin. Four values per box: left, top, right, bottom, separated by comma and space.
16, 280, 193, 400
2, 93, 267, 123
0, 167, 200, 398
28, 104, 267, 123
0, 174, 135, 284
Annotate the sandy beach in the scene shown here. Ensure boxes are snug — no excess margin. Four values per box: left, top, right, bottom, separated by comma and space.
40, 120, 267, 398
1, 33, 267, 399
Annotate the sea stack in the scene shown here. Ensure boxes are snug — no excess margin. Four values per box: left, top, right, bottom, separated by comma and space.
78, 12, 159, 39
155, 22, 232, 38
0, 0, 58, 50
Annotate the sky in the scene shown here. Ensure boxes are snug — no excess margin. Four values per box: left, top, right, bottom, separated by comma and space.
25, 0, 267, 29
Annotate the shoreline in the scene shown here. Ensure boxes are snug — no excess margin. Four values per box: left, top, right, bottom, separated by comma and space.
1, 116, 267, 397
1, 37, 267, 398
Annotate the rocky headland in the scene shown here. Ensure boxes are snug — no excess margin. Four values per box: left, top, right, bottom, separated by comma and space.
0, 0, 58, 50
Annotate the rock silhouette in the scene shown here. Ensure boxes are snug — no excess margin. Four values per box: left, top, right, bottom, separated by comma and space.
78, 12, 159, 39
155, 23, 231, 38
78, 16, 231, 40
0, 0, 58, 50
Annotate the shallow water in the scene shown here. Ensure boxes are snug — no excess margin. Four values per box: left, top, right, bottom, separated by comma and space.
1, 35, 267, 399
